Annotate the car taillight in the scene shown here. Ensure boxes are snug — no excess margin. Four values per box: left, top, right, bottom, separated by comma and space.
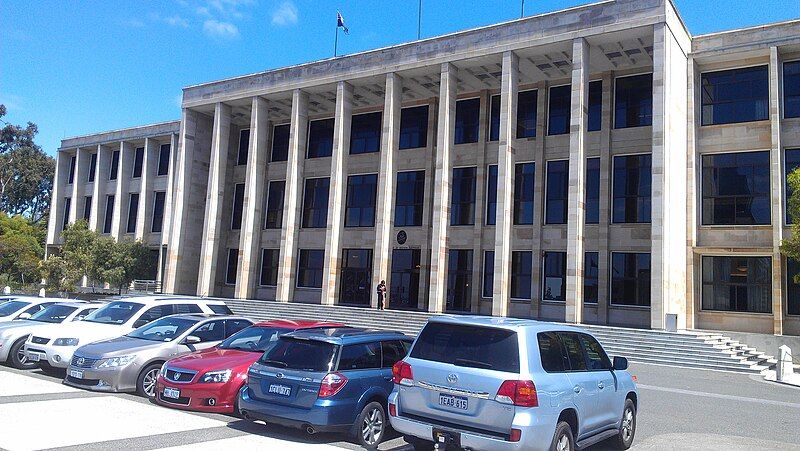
318, 372, 348, 398
496, 380, 538, 407
392, 360, 414, 386
388, 403, 397, 417
509, 428, 522, 442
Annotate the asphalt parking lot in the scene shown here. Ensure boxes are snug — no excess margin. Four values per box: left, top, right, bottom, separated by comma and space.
1, 362, 799, 450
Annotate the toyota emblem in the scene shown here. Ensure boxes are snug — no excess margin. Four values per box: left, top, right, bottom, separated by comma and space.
76, 357, 85, 365
447, 373, 458, 384
276, 372, 284, 379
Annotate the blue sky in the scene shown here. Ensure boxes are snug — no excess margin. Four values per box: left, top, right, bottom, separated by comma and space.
2, 0, 799, 156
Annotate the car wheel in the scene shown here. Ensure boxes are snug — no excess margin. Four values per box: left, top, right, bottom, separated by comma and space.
9, 338, 36, 370
136, 363, 161, 398
612, 399, 637, 449
550, 421, 575, 451
352, 401, 386, 449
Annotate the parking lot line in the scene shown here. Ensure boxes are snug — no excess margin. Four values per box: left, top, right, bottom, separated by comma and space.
155, 434, 341, 450
637, 383, 800, 410
0, 371, 79, 397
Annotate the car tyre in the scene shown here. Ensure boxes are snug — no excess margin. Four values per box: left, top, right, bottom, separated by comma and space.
612, 399, 636, 449
9, 337, 36, 370
352, 401, 386, 450
550, 421, 575, 451
136, 363, 161, 399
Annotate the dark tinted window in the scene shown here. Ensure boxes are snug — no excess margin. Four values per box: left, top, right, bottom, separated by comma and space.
226, 319, 252, 337
558, 332, 587, 371
220, 326, 285, 351
613, 154, 652, 223
399, 105, 428, 150
84, 301, 144, 325
88, 153, 97, 182
786, 61, 800, 119
545, 160, 568, 224
537, 332, 567, 372
29, 304, 78, 323
62, 197, 71, 231
157, 144, 170, 176
511, 251, 533, 299
489, 95, 500, 141
226, 248, 239, 285
579, 334, 612, 371
786, 259, 800, 315
192, 320, 226, 342
231, 183, 245, 230
454, 98, 480, 144
128, 316, 197, 341
260, 337, 337, 372
308, 118, 334, 158
302, 177, 329, 228
702, 66, 769, 125
271, 124, 290, 162
133, 305, 174, 328
208, 304, 234, 315
132, 147, 144, 178
83, 196, 92, 222
585, 157, 600, 224
237, 129, 250, 166
518, 90, 538, 138
297, 249, 324, 288
548, 85, 570, 135
338, 342, 382, 370
785, 149, 800, 224
22, 302, 53, 316
482, 251, 494, 298
611, 253, 651, 306
175, 304, 203, 314
350, 112, 382, 154
446, 250, 473, 312
0, 301, 30, 317
151, 191, 166, 233
584, 252, 599, 304
702, 256, 771, 313
615, 74, 653, 128
411, 323, 520, 373
450, 167, 477, 226
543, 252, 566, 301
345, 174, 377, 227
265, 180, 285, 229
109, 150, 120, 180
514, 162, 535, 225
702, 151, 770, 225
382, 340, 410, 368
486, 165, 497, 225
103, 195, 114, 234
260, 249, 280, 286
126, 193, 139, 234
588, 80, 602, 132
394, 170, 425, 227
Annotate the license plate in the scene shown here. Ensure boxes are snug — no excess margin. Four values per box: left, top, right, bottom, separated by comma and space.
268, 384, 291, 396
26, 353, 41, 362
163, 387, 181, 399
69, 369, 84, 379
438, 394, 468, 410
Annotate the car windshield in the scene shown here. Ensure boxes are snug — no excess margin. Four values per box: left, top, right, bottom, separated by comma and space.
410, 322, 520, 373
29, 305, 78, 323
83, 301, 144, 325
258, 337, 337, 372
219, 326, 289, 352
0, 300, 30, 317
126, 316, 198, 342
208, 304, 233, 315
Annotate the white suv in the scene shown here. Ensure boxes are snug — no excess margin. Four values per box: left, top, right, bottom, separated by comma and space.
23, 296, 233, 370
0, 296, 64, 323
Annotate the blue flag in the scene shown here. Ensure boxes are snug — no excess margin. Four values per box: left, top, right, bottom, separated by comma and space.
337, 11, 349, 34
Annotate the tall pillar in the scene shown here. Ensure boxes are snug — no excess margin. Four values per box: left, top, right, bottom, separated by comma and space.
46, 152, 69, 245
428, 63, 457, 313
322, 82, 353, 306
597, 72, 614, 325
69, 148, 89, 224
565, 38, 589, 324
135, 137, 157, 241
89, 145, 109, 232
685, 58, 700, 330
492, 51, 519, 317
769, 46, 784, 335
162, 133, 179, 248
372, 74, 402, 308
530, 80, 548, 319
236, 97, 270, 299
276, 90, 309, 302
197, 103, 232, 297
112, 142, 133, 241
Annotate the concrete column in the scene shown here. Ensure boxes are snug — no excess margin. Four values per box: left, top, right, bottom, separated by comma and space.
597, 72, 614, 325
769, 46, 784, 335
46, 152, 69, 245
492, 51, 519, 318
69, 148, 89, 224
89, 145, 110, 232
372, 74, 402, 308
197, 103, 232, 297
162, 133, 179, 248
135, 138, 158, 241
112, 142, 133, 240
530, 80, 548, 319
428, 63, 457, 313
322, 82, 354, 306
685, 58, 700, 330
565, 38, 589, 324
276, 90, 309, 302
236, 97, 270, 300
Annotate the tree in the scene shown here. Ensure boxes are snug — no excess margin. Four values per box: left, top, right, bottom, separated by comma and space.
781, 168, 800, 277
91, 237, 154, 294
0, 212, 43, 287
40, 255, 74, 294
0, 104, 55, 223
61, 220, 99, 286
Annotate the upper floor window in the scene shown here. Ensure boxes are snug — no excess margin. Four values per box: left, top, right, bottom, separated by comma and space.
701, 66, 768, 126
548, 85, 571, 135
399, 105, 428, 149
271, 124, 290, 162
109, 150, 120, 181
68, 155, 76, 184
307, 118, 334, 158
454, 98, 480, 144
702, 256, 771, 313
237, 129, 250, 165
585, 157, 600, 224
395, 170, 425, 227
614, 74, 652, 129
489, 95, 501, 142
518, 89, 539, 138
545, 160, 569, 224
345, 174, 378, 227
588, 80, 602, 131
610, 252, 651, 307
350, 112, 382, 154
132, 147, 144, 178
157, 144, 170, 176
151, 191, 166, 233
514, 162, 535, 225
126, 193, 139, 234
231, 183, 245, 230
264, 180, 285, 229
301, 177, 329, 228
103, 195, 114, 234
785, 148, 800, 224
88, 153, 97, 182
486, 165, 497, 225
450, 166, 477, 226
612, 154, 651, 223
701, 151, 770, 225
785, 61, 800, 119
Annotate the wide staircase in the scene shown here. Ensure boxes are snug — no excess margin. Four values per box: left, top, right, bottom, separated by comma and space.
223, 299, 773, 374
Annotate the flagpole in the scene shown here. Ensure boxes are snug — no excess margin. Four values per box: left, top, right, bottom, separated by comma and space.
417, 0, 422, 40
334, 23, 339, 57
521, 0, 525, 18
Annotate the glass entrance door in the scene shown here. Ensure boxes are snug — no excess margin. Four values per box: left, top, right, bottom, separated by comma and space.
340, 249, 373, 306
390, 249, 421, 310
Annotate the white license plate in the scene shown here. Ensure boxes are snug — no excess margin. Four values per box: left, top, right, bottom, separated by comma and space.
268, 384, 291, 396
68, 369, 84, 379
26, 353, 41, 362
163, 387, 181, 399
438, 394, 468, 410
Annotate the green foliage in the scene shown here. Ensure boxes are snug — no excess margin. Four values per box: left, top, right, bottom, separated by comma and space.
781, 168, 800, 283
0, 212, 44, 287
40, 255, 74, 293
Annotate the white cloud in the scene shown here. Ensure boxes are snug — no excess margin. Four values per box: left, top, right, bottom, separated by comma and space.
163, 15, 190, 27
203, 19, 239, 39
271, 1, 298, 26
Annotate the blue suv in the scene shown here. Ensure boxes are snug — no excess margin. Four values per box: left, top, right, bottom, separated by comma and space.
238, 327, 413, 448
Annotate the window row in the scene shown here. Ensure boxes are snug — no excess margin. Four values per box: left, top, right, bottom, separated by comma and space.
88, 191, 165, 235
65, 144, 170, 185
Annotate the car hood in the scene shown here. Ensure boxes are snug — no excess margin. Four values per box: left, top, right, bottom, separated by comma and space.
0, 319, 37, 331
75, 335, 166, 358
0, 321, 57, 339
33, 321, 129, 344
166, 347, 261, 372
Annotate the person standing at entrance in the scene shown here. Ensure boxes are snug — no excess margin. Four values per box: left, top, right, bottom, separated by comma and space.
376, 280, 387, 310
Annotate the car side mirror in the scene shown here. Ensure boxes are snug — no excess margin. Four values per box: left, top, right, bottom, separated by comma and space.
183, 335, 201, 345
612, 356, 628, 371
17, 313, 32, 320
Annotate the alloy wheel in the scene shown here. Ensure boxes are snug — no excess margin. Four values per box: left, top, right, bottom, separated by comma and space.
361, 406, 384, 445
142, 368, 159, 397
556, 433, 570, 451
16, 349, 28, 365
621, 407, 634, 441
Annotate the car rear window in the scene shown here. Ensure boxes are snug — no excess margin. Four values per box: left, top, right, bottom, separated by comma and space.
208, 304, 234, 315
259, 338, 338, 372
0, 301, 30, 317
410, 323, 520, 373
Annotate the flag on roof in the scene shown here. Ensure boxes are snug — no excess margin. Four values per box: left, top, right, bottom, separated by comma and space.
337, 11, 349, 34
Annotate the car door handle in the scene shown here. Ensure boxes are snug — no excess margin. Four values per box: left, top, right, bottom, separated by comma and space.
573, 385, 582, 394
598, 382, 605, 390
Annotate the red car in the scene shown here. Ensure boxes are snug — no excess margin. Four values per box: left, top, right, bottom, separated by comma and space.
154, 319, 343, 414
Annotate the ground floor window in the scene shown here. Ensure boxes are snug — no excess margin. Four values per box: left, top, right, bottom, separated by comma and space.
259, 249, 280, 286
702, 256, 771, 313
390, 249, 421, 310
297, 249, 324, 288
787, 259, 800, 315
225, 248, 239, 285
584, 252, 599, 304
511, 251, 533, 300
542, 252, 566, 301
610, 252, 651, 306
482, 250, 494, 298
340, 249, 372, 305
446, 249, 473, 312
